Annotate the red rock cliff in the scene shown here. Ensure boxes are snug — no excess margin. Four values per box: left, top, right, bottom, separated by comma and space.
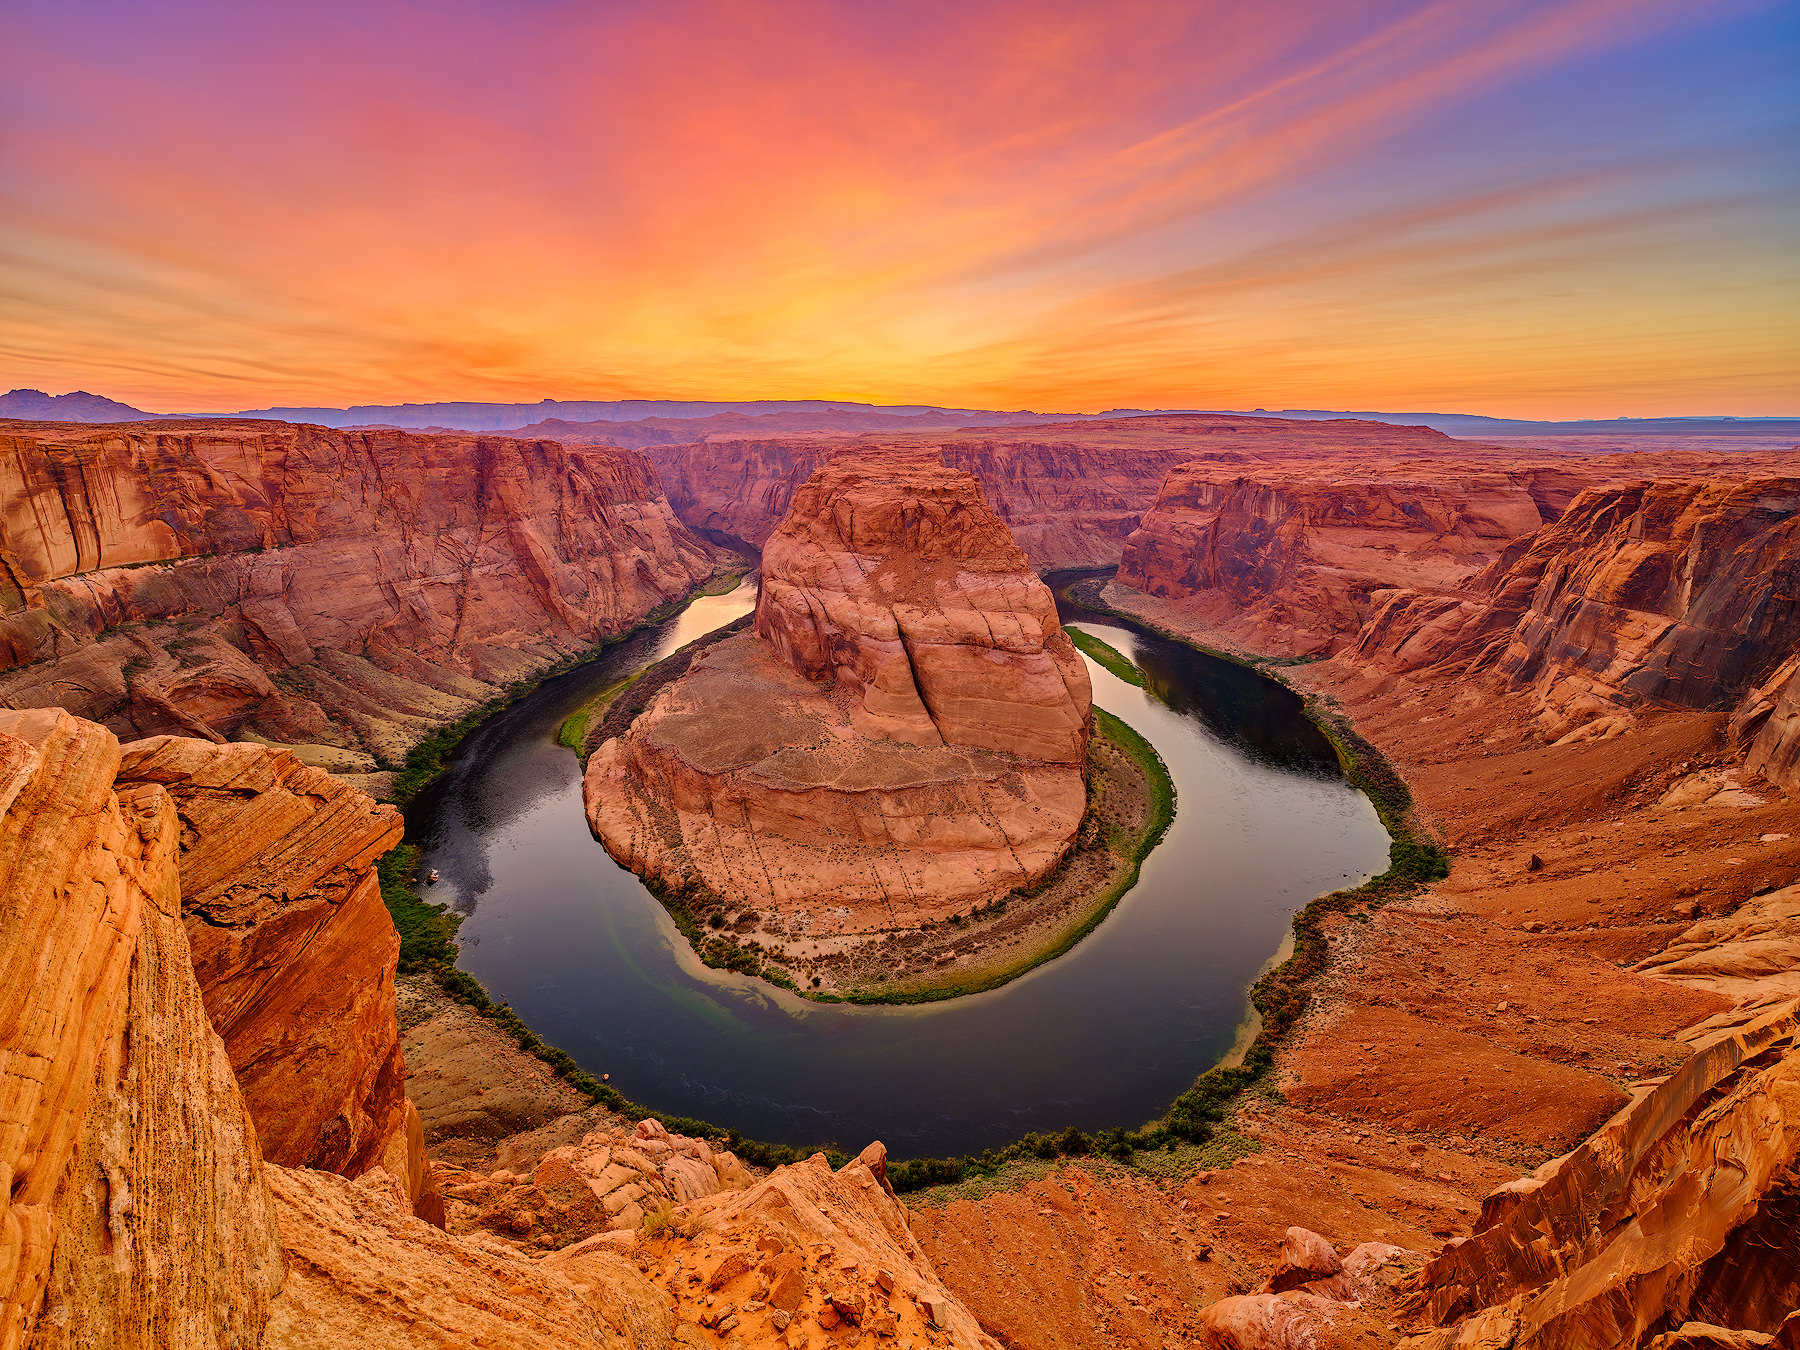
1349, 478, 1800, 764
585, 453, 1092, 921
0, 420, 721, 762
1115, 460, 1561, 657
114, 736, 422, 1193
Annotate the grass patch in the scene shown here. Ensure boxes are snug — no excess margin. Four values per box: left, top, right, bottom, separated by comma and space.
1068, 626, 1144, 688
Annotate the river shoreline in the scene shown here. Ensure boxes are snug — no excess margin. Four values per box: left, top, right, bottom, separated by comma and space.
387, 568, 1410, 1184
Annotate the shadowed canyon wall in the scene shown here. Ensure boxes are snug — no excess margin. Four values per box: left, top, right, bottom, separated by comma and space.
1343, 478, 1800, 776
0, 420, 721, 765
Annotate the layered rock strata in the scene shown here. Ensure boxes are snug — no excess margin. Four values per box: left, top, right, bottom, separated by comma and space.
586, 453, 1091, 920
115, 735, 418, 1189
1401, 1002, 1800, 1349
0, 420, 721, 763
0, 708, 282, 1350
1348, 478, 1800, 769
642, 414, 1521, 570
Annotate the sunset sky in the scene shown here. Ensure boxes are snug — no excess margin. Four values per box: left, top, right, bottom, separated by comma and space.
2, 0, 1795, 416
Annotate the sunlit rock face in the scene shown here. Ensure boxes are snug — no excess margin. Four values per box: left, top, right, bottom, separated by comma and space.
585, 452, 1092, 925
0, 419, 720, 761
1348, 477, 1800, 757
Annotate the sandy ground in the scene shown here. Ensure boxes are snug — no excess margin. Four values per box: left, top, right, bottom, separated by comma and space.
909, 593, 1800, 1350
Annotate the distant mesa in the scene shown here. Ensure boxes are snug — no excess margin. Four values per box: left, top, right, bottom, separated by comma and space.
584, 451, 1093, 925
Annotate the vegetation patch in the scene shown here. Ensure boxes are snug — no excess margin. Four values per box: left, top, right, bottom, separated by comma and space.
1067, 625, 1145, 688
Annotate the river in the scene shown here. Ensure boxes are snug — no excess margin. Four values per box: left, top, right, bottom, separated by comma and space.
405, 574, 1389, 1158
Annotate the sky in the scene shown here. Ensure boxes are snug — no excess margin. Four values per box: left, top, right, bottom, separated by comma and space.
1, 0, 1795, 417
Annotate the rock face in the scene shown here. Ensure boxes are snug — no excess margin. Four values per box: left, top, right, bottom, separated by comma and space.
646, 430, 1188, 567
0, 708, 282, 1350
1115, 461, 1565, 656
1349, 479, 1800, 758
0, 420, 721, 762
585, 453, 1091, 919
1399, 1001, 1800, 1349
113, 736, 419, 1193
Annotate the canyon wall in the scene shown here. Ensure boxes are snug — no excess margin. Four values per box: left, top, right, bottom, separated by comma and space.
116, 736, 421, 1189
586, 452, 1092, 920
643, 414, 1542, 571
0, 708, 282, 1350
1114, 462, 1581, 657
0, 420, 721, 764
647, 432, 1184, 567
1346, 478, 1800, 766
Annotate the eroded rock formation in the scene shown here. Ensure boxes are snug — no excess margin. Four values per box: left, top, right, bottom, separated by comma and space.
586, 452, 1092, 920
1399, 1003, 1799, 1349
1114, 462, 1571, 657
115, 736, 419, 1190
0, 708, 282, 1350
0, 420, 722, 764
1347, 478, 1800, 763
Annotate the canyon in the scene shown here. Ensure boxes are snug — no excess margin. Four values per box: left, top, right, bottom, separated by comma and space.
585, 452, 1093, 947
2, 410, 1797, 1348
0, 419, 723, 782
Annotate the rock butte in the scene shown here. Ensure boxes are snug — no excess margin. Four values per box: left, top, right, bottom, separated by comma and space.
585, 452, 1092, 920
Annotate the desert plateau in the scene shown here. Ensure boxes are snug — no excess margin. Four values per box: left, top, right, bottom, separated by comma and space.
4, 3, 1799, 1348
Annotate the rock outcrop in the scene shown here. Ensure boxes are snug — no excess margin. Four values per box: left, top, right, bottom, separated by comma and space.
1115, 462, 1567, 657
0, 708, 282, 1350
586, 453, 1091, 921
437, 1117, 753, 1250
1348, 479, 1800, 758
0, 420, 722, 764
1399, 1001, 1800, 1349
113, 735, 420, 1196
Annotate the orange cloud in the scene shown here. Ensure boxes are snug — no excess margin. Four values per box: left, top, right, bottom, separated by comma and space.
0, 0, 1793, 415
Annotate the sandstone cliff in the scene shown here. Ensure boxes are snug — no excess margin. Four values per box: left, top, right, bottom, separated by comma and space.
0, 420, 721, 764
642, 414, 1543, 572
1347, 478, 1800, 767
114, 735, 422, 1195
647, 430, 1186, 568
0, 708, 281, 1350
586, 453, 1091, 923
1114, 461, 1571, 657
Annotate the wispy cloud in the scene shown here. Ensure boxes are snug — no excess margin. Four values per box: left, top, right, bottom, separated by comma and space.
0, 0, 1793, 413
